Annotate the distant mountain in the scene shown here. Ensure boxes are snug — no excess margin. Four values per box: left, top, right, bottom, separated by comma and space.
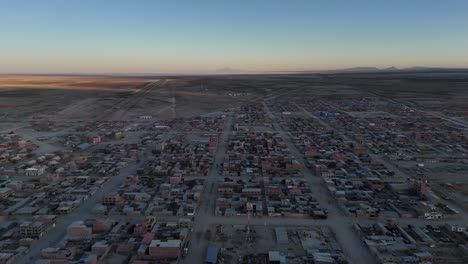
213, 67, 242, 73
306, 66, 468, 74
386, 66, 468, 72
337, 67, 380, 73
403, 66, 444, 71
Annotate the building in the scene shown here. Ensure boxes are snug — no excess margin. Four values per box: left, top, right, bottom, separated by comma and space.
0, 188, 13, 199
206, 245, 219, 264
39, 173, 60, 184
92, 136, 101, 144
41, 248, 74, 259
67, 221, 92, 237
92, 218, 113, 233
33, 215, 57, 225
209, 135, 218, 154
0, 252, 15, 264
101, 193, 121, 206
268, 251, 281, 264
92, 240, 110, 256
25, 167, 45, 176
20, 221, 45, 238
149, 240, 181, 259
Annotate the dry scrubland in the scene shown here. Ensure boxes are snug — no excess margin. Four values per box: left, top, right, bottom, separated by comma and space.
0, 75, 271, 122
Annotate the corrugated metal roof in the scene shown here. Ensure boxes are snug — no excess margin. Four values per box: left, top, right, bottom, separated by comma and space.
275, 227, 288, 243
205, 244, 219, 263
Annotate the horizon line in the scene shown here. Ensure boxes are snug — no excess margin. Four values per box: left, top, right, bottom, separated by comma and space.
1, 66, 468, 77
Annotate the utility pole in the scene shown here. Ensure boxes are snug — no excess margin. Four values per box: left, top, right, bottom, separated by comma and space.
171, 81, 176, 119
246, 202, 252, 240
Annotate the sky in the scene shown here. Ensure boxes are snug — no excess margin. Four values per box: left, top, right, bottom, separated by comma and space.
1, 0, 468, 74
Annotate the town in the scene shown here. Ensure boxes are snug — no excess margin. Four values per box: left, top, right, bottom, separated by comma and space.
0, 74, 467, 264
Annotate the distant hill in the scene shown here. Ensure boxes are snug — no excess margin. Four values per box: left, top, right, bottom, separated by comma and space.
288, 66, 468, 74
337, 67, 380, 73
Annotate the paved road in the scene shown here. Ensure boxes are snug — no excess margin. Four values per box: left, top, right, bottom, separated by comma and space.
16, 122, 184, 264
298, 101, 468, 224
296, 101, 468, 249
263, 101, 376, 264
182, 98, 376, 264
361, 89, 468, 130
18, 88, 465, 264
370, 153, 468, 223
181, 114, 233, 264
0, 124, 30, 134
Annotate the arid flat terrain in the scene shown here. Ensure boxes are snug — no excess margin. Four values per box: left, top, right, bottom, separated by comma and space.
0, 75, 269, 122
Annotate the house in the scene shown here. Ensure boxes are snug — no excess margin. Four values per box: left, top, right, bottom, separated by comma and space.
20, 221, 45, 238
149, 240, 181, 259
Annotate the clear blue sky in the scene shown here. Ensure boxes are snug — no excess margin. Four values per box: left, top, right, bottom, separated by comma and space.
1, 0, 468, 74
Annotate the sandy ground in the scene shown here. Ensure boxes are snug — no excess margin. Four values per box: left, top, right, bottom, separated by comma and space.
0, 76, 263, 123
